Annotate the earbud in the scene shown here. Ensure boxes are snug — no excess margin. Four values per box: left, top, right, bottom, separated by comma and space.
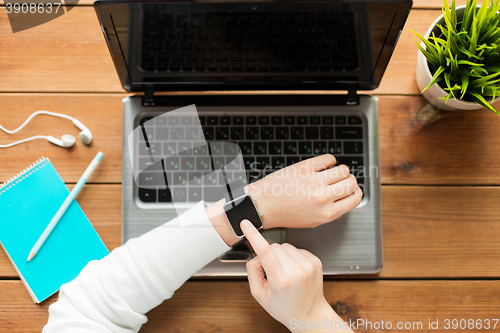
47, 134, 76, 148
0, 110, 93, 148
72, 119, 93, 145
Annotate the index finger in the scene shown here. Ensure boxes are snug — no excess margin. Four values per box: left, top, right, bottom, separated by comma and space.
240, 220, 281, 275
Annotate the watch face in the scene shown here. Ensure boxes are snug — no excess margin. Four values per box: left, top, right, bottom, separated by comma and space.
223, 195, 263, 237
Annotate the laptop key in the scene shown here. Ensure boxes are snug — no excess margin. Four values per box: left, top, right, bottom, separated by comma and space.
243, 156, 255, 170
246, 116, 257, 125
320, 126, 334, 140
139, 141, 161, 156
284, 142, 297, 154
230, 127, 244, 140
336, 126, 363, 139
138, 172, 165, 187
186, 127, 200, 140
171, 187, 187, 202
335, 116, 347, 125
328, 141, 342, 154
170, 127, 184, 140
210, 142, 223, 155
196, 157, 211, 170
207, 116, 218, 126
256, 156, 270, 169
344, 141, 363, 154
313, 142, 327, 155
163, 142, 177, 156
254, 142, 267, 155
286, 156, 300, 166
269, 142, 282, 154
220, 116, 231, 125
181, 116, 193, 126
276, 127, 289, 140
233, 116, 244, 125
178, 142, 193, 155
246, 127, 259, 140
290, 127, 304, 140
158, 188, 172, 202
181, 157, 195, 170
284, 116, 295, 125
188, 171, 203, 185
348, 116, 363, 125
260, 127, 274, 140
193, 144, 208, 155
216, 127, 229, 140
239, 142, 252, 155
224, 143, 238, 155
213, 157, 225, 170
310, 116, 321, 125
297, 116, 308, 125
271, 116, 282, 125
155, 128, 168, 141
298, 141, 312, 154
172, 172, 188, 185
139, 188, 156, 203
305, 127, 319, 140
188, 187, 202, 202
272, 156, 286, 169
203, 127, 214, 140
258, 116, 270, 125
165, 157, 180, 171
139, 158, 163, 172
335, 156, 364, 169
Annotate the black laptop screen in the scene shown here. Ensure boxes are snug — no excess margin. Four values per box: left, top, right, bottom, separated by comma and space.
94, 0, 412, 92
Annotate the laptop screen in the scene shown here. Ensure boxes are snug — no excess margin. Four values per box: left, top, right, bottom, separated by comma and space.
95, 0, 412, 92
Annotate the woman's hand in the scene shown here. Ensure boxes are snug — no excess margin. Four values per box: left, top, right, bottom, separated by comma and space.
207, 154, 362, 246
247, 154, 362, 229
242, 220, 354, 332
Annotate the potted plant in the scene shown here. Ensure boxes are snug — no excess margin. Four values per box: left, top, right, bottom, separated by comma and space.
412, 0, 500, 115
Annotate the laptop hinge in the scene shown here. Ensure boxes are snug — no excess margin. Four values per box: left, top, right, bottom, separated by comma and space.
346, 84, 359, 106
143, 85, 155, 106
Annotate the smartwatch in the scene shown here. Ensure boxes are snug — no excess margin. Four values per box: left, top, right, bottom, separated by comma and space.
222, 179, 263, 238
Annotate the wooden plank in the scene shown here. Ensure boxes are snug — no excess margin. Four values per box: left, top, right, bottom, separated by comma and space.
380, 185, 500, 278
379, 96, 500, 185
0, 94, 124, 184
1, 279, 499, 332
1, 185, 499, 278
0, 8, 443, 95
1, 94, 500, 185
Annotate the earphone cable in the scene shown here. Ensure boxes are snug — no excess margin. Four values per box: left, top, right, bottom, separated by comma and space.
0, 135, 48, 148
0, 110, 74, 134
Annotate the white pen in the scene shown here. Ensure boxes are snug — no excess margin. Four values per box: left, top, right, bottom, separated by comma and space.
27, 151, 104, 262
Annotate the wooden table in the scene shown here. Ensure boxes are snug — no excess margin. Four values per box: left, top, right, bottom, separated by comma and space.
1, 1, 499, 331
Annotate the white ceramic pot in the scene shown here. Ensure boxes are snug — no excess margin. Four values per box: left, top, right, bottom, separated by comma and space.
415, 5, 498, 111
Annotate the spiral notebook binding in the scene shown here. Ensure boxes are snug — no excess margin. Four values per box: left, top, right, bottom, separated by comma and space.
0, 157, 48, 193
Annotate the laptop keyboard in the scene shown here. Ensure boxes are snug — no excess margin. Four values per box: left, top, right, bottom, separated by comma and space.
140, 6, 359, 73
137, 114, 366, 204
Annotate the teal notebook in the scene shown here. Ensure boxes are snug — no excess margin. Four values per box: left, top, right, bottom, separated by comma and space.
0, 157, 109, 303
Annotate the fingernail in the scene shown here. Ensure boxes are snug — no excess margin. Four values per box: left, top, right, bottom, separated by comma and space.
241, 220, 250, 227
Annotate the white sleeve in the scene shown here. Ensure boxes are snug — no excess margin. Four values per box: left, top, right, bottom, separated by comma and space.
42, 201, 231, 333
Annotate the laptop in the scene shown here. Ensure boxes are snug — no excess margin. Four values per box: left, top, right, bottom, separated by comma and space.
94, 0, 412, 275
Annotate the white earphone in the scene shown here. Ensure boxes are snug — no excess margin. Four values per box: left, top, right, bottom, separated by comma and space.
0, 111, 93, 148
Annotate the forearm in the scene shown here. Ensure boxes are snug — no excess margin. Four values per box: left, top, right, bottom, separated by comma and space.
43, 202, 231, 333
